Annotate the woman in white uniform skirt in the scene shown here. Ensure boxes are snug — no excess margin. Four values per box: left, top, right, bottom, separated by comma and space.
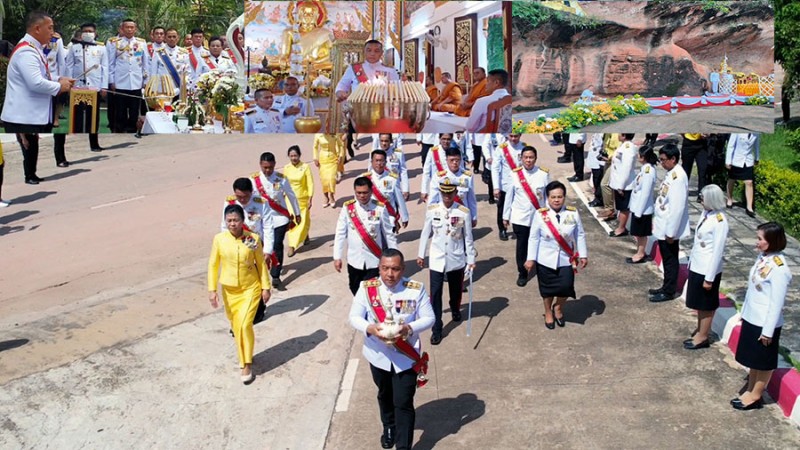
731, 222, 792, 410
625, 145, 657, 264
524, 181, 589, 329
683, 185, 729, 350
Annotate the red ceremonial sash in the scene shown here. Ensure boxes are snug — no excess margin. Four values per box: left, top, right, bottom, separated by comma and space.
225, 48, 238, 64
347, 202, 383, 258
432, 148, 445, 172
12, 42, 51, 80
188, 49, 199, 70
366, 282, 429, 387
369, 176, 400, 222
202, 55, 217, 70
541, 209, 579, 273
515, 169, 541, 210
352, 63, 369, 84
147, 43, 154, 58
501, 143, 519, 172
253, 175, 296, 230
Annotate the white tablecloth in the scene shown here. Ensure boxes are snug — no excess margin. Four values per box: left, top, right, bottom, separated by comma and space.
142, 112, 179, 134
422, 111, 468, 133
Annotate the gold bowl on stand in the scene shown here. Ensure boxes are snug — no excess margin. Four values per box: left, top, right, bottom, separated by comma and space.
294, 116, 323, 133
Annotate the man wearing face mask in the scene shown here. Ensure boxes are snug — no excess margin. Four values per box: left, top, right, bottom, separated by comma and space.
61, 23, 108, 154
274, 76, 315, 133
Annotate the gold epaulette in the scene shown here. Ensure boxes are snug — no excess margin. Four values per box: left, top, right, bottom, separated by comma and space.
109, 37, 120, 43
463, 170, 473, 176
458, 205, 470, 214
566, 206, 577, 211
251, 172, 261, 178
774, 256, 784, 266
363, 278, 381, 287
672, 171, 678, 180
403, 280, 422, 289
644, 166, 651, 173
540, 167, 550, 173
273, 172, 284, 179
362, 171, 372, 177
375, 200, 385, 207
437, 170, 447, 176
716, 212, 724, 222
344, 199, 356, 206
538, 207, 549, 212
428, 204, 439, 210
226, 195, 236, 202
512, 166, 522, 172
389, 172, 398, 179
252, 197, 265, 203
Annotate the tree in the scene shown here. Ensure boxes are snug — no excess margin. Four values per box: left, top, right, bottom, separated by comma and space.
775, 0, 800, 122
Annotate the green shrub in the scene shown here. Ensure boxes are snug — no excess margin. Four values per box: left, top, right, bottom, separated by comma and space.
754, 160, 800, 237
787, 128, 800, 155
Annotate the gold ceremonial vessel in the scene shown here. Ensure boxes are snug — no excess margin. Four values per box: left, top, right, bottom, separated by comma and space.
144, 75, 177, 111
294, 116, 322, 133
347, 80, 430, 133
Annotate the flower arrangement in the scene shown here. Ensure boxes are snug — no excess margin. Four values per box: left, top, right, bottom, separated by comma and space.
195, 70, 223, 104
745, 94, 771, 106
523, 94, 651, 132
511, 119, 528, 134
248, 73, 276, 92
177, 95, 205, 127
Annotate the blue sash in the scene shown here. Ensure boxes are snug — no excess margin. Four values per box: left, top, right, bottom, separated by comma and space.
158, 50, 181, 88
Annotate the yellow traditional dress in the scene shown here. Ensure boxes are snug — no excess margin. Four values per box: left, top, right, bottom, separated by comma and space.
208, 231, 271, 368
313, 134, 344, 194
283, 161, 314, 248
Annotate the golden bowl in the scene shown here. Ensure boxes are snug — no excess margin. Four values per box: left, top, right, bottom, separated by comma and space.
294, 116, 322, 133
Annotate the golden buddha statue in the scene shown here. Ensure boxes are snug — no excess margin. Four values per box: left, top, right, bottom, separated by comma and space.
280, 1, 333, 69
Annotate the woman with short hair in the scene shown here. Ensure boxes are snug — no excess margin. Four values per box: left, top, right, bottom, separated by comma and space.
208, 204, 272, 384
625, 145, 657, 264
731, 222, 792, 410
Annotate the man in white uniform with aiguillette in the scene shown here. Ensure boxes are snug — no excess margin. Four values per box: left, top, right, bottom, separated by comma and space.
335, 39, 399, 103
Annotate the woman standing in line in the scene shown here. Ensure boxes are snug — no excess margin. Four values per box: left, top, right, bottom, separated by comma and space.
524, 181, 589, 329
731, 222, 792, 410
683, 184, 729, 350
284, 145, 314, 257
208, 204, 272, 384
313, 133, 345, 207
725, 133, 760, 217
625, 145, 657, 264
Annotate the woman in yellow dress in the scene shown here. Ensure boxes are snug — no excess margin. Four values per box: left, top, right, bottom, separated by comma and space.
208, 204, 271, 384
284, 145, 314, 257
313, 133, 344, 208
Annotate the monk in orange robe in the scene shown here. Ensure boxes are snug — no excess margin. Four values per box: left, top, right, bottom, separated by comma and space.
431, 72, 463, 112
454, 67, 490, 117
425, 77, 439, 101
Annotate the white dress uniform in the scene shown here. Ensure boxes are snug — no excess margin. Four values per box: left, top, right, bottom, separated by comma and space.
502, 166, 550, 226
365, 169, 410, 224
335, 61, 399, 95
608, 141, 638, 191
481, 133, 506, 164
203, 53, 236, 73
418, 202, 475, 273
1, 34, 62, 126
688, 210, 729, 282
371, 134, 403, 150
244, 106, 281, 134
585, 133, 606, 171
465, 88, 511, 133
106, 36, 149, 89
491, 139, 525, 193
349, 277, 434, 372
149, 45, 189, 87
526, 206, 588, 269
221, 196, 275, 255
333, 199, 398, 270
428, 169, 479, 223
629, 164, 656, 218
147, 42, 166, 58
187, 45, 211, 85
376, 146, 409, 194
250, 171, 301, 228
44, 36, 66, 79
420, 145, 447, 195
416, 133, 437, 146
273, 93, 316, 133
65, 41, 109, 89
741, 253, 792, 338
725, 133, 760, 168
653, 165, 690, 240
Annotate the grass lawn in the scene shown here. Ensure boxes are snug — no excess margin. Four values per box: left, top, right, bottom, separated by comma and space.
760, 125, 800, 172
1, 106, 113, 134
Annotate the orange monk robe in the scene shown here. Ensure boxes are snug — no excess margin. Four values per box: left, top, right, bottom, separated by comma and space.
426, 85, 440, 101
431, 82, 463, 112
454, 78, 489, 117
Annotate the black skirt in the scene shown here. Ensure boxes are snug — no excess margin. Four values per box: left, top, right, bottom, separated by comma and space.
685, 271, 721, 311
536, 264, 576, 298
614, 189, 632, 212
728, 165, 755, 181
735, 320, 782, 371
629, 213, 653, 237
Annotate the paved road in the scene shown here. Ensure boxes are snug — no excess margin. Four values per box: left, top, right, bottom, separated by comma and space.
1, 133, 798, 448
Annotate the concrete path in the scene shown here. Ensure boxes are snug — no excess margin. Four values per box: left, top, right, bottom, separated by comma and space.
0, 132, 798, 449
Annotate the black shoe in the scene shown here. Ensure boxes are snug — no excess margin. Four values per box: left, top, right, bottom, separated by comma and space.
430, 334, 442, 345
649, 292, 676, 302
609, 230, 629, 237
272, 277, 282, 288
90, 146, 104, 152
552, 308, 565, 328
625, 257, 647, 264
648, 288, 663, 295
32, 176, 45, 182
544, 318, 555, 330
488, 198, 496, 205
731, 399, 763, 411
499, 230, 508, 241
25, 178, 39, 185
57, 161, 69, 168
683, 339, 710, 350
567, 175, 584, 182
556, 156, 571, 163
683, 338, 694, 346
452, 310, 462, 322
588, 200, 603, 207
516, 277, 528, 287
746, 209, 756, 218
380, 427, 395, 449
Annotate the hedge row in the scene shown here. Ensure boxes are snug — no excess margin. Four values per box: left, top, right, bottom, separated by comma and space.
754, 160, 800, 237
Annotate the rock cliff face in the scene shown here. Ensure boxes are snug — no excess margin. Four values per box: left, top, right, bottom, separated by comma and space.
513, 1, 774, 109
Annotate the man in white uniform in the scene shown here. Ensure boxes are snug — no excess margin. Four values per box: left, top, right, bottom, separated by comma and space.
274, 76, 315, 133
244, 89, 282, 134
107, 18, 149, 133
334, 39, 399, 102
466, 69, 511, 133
